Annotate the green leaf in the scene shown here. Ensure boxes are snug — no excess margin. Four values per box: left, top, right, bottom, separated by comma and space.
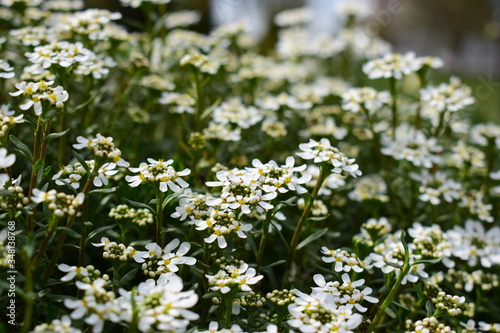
116, 268, 138, 288
385, 306, 397, 318
162, 191, 181, 210
86, 225, 115, 244
383, 260, 403, 269
425, 300, 435, 317
307, 215, 329, 222
392, 301, 410, 312
10, 135, 33, 161
261, 260, 286, 271
400, 230, 409, 263
126, 199, 154, 212
414, 258, 442, 265
42, 128, 70, 142
89, 187, 117, 194
72, 150, 91, 175
297, 228, 328, 250
57, 226, 81, 239
35, 160, 45, 186
41, 108, 57, 122
73, 92, 99, 113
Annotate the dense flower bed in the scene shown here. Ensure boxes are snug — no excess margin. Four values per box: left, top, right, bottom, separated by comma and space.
0, 0, 499, 332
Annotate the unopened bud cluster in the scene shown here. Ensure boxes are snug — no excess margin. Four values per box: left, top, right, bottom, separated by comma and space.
406, 317, 456, 333
432, 291, 465, 316
239, 291, 266, 308
266, 289, 296, 306
0, 184, 29, 210
31, 189, 85, 217
109, 204, 154, 226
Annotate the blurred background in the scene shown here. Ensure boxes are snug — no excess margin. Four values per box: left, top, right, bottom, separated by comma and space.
86, 0, 500, 122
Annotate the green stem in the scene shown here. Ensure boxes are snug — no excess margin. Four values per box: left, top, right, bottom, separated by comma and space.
31, 216, 60, 267
20, 246, 34, 333
78, 198, 90, 266
285, 168, 328, 278
26, 117, 44, 235
42, 171, 96, 283
256, 208, 273, 272
156, 190, 165, 247
367, 232, 410, 333
193, 69, 204, 131
389, 77, 398, 139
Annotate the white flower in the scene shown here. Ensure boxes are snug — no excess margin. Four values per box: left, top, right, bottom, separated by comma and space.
58, 263, 89, 282
0, 148, 15, 168
126, 158, 190, 193
362, 52, 430, 80
297, 138, 362, 177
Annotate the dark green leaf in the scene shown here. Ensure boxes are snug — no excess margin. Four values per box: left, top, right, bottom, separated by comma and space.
10, 135, 33, 161
383, 260, 403, 269
86, 225, 115, 243
307, 215, 329, 222
126, 199, 154, 212
385, 306, 397, 318
72, 150, 91, 175
57, 226, 81, 239
425, 300, 435, 317
42, 128, 70, 142
414, 258, 442, 265
392, 301, 410, 311
262, 260, 286, 271
162, 191, 182, 210
116, 268, 138, 288
297, 228, 328, 250
89, 187, 117, 194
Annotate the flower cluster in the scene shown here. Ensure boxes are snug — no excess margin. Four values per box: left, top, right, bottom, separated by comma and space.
297, 138, 362, 177
31, 189, 85, 217
206, 260, 263, 294
53, 160, 119, 188
288, 288, 363, 333
126, 158, 190, 193
363, 52, 443, 80
109, 204, 154, 226
9, 80, 69, 116
117, 274, 198, 333
320, 247, 364, 273
73, 134, 129, 167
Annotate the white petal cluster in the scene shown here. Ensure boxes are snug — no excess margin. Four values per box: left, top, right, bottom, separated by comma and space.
119, 0, 170, 8
64, 278, 121, 333
320, 247, 364, 273
31, 189, 85, 217
420, 76, 475, 113
348, 174, 388, 202
137, 239, 196, 277
55, 9, 122, 41
410, 170, 462, 205
274, 7, 313, 28
0, 59, 14, 79
126, 158, 190, 193
31, 316, 81, 333
445, 220, 500, 268
206, 261, 263, 294
53, 160, 119, 189
365, 231, 429, 285
9, 80, 69, 116
0, 148, 15, 169
287, 289, 363, 333
342, 87, 391, 114
312, 273, 378, 313
363, 52, 443, 80
297, 138, 362, 177
381, 123, 443, 169
117, 274, 198, 333
73, 134, 129, 167
212, 98, 263, 130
